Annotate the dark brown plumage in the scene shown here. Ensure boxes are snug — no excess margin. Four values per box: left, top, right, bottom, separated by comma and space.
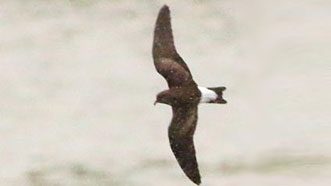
152, 5, 227, 185
152, 5, 196, 89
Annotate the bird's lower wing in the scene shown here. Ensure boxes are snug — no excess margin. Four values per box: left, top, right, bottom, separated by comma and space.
168, 105, 201, 185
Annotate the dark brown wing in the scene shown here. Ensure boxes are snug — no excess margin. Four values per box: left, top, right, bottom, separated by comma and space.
168, 105, 201, 185
152, 5, 196, 88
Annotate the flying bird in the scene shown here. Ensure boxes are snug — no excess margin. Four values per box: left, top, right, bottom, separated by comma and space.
152, 5, 227, 185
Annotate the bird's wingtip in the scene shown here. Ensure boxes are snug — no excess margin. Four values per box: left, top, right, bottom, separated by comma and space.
162, 4, 169, 8
160, 4, 170, 12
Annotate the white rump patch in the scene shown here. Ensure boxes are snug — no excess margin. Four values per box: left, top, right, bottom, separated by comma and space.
198, 86, 217, 103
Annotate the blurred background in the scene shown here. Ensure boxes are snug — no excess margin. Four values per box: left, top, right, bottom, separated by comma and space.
1, 0, 330, 185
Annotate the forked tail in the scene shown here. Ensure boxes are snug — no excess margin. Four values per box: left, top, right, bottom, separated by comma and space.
207, 87, 227, 104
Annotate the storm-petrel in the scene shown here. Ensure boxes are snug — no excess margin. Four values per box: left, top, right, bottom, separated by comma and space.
152, 5, 227, 185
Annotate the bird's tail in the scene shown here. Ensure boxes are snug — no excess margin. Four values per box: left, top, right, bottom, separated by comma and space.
208, 87, 227, 104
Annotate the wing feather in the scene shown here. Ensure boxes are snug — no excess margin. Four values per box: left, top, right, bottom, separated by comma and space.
152, 5, 195, 88
168, 105, 201, 185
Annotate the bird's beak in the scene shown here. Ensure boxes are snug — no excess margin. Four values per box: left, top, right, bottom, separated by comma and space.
153, 100, 158, 105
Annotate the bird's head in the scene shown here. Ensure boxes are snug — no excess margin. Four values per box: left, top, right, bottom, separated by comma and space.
154, 90, 175, 106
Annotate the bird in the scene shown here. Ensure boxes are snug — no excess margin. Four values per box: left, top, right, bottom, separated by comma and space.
152, 5, 227, 185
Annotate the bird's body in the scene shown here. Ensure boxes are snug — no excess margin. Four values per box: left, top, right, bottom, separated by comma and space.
152, 5, 227, 185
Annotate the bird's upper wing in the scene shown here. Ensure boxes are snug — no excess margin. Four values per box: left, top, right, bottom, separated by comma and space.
152, 5, 196, 88
168, 105, 201, 185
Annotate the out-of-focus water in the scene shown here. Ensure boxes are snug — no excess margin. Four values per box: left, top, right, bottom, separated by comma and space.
0, 0, 330, 185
